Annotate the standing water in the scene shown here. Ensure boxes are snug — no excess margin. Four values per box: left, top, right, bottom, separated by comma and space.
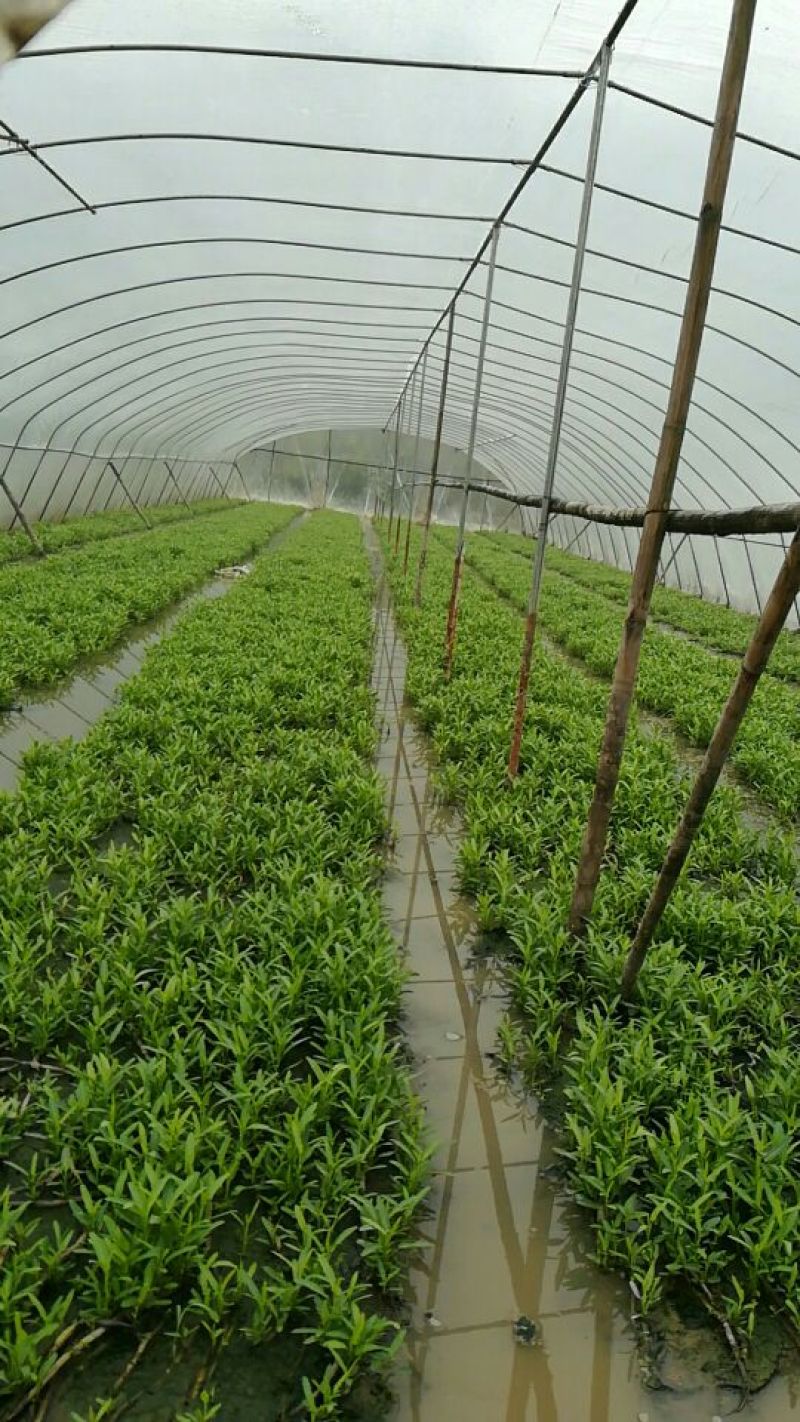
367, 528, 799, 1422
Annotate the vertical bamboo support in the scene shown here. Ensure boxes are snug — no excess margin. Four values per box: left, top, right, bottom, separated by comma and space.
184, 464, 205, 504
568, 0, 757, 937
415, 307, 456, 606
0, 473, 44, 554
266, 441, 276, 502
622, 529, 800, 996
444, 222, 501, 677
107, 460, 151, 529
323, 430, 332, 508
403, 481, 417, 577
394, 389, 410, 558
164, 460, 192, 511
233, 460, 250, 500
207, 465, 228, 501
404, 351, 428, 577
508, 44, 611, 778
386, 405, 402, 547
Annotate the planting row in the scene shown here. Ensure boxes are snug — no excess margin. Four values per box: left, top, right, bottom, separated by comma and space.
0, 496, 240, 566
0, 502, 296, 710
382, 522, 800, 1372
492, 529, 800, 682
0, 512, 425, 1419
444, 528, 800, 820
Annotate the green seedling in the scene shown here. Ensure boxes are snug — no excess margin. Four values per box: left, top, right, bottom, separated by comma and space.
381, 520, 800, 1357
0, 513, 424, 1415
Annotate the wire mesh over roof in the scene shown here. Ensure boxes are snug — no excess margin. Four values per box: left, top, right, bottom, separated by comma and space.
0, 0, 797, 615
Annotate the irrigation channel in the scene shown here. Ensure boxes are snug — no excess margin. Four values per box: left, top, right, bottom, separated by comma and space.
0, 513, 306, 792
367, 525, 800, 1422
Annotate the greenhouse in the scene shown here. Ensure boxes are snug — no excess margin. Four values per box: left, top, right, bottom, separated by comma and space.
0, 0, 798, 1418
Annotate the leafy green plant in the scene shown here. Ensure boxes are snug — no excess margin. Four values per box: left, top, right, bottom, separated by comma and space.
0, 513, 426, 1414
447, 527, 800, 818
0, 501, 297, 707
383, 520, 800, 1371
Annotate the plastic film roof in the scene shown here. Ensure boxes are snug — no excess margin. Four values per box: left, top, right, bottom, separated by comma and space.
0, 0, 798, 614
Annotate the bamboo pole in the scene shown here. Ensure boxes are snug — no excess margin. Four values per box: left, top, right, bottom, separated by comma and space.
622, 528, 800, 997
404, 354, 427, 576
107, 459, 151, 528
394, 392, 410, 557
403, 479, 418, 577
386, 404, 401, 547
323, 430, 332, 508
419, 476, 800, 538
444, 222, 501, 676
232, 459, 250, 500
415, 305, 456, 606
508, 43, 611, 779
164, 459, 193, 510
207, 465, 228, 501
0, 473, 44, 554
266, 441, 276, 501
568, 0, 757, 937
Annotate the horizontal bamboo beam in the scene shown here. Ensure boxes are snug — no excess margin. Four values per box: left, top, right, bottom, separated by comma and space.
265, 451, 798, 538
430, 476, 800, 538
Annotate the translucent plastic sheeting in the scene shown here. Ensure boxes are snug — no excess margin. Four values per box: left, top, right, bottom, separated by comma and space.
0, 0, 797, 618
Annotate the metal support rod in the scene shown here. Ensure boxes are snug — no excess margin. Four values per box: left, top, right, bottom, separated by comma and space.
415, 304, 456, 606
404, 350, 428, 576
621, 528, 800, 997
107, 459, 151, 528
568, 0, 757, 937
444, 222, 501, 676
164, 459, 193, 510
0, 474, 44, 553
508, 45, 611, 778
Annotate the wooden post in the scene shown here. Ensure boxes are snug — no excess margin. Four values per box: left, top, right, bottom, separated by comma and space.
415, 306, 456, 606
107, 460, 151, 529
622, 529, 800, 997
0, 473, 44, 554
568, 0, 757, 936
508, 43, 611, 778
444, 222, 501, 677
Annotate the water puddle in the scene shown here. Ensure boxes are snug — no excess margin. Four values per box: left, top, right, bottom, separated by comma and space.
367, 528, 800, 1421
0, 514, 305, 793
